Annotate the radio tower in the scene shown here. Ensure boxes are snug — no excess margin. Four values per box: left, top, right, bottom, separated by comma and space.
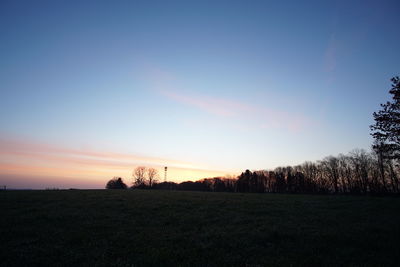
164, 166, 168, 182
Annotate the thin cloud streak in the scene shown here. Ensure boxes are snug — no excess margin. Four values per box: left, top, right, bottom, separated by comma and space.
324, 33, 339, 83
325, 34, 337, 73
161, 89, 310, 132
161, 90, 239, 117
0, 138, 196, 169
142, 65, 311, 132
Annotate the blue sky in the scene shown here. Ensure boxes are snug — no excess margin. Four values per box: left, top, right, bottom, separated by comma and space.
0, 0, 399, 187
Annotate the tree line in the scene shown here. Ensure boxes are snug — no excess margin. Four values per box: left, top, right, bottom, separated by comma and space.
106, 76, 400, 195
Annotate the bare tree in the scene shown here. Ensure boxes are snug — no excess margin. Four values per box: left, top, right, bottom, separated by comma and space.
147, 168, 159, 187
320, 156, 340, 193
337, 154, 352, 193
348, 149, 370, 193
133, 166, 147, 187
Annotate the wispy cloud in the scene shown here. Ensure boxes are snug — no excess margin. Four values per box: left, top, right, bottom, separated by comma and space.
161, 90, 240, 117
141, 65, 312, 132
0, 138, 196, 169
325, 34, 337, 72
161, 89, 309, 132
324, 33, 338, 82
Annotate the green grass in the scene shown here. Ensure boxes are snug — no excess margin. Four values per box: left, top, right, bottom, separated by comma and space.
1, 190, 399, 266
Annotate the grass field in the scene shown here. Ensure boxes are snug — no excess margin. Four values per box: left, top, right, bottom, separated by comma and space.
1, 190, 399, 266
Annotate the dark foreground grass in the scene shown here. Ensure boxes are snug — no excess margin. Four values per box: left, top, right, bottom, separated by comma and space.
1, 190, 399, 266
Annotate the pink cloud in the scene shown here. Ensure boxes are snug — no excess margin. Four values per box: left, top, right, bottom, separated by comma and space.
139, 64, 312, 132
161, 90, 309, 132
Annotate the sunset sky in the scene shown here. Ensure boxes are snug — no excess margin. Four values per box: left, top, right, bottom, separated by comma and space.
1, 0, 399, 188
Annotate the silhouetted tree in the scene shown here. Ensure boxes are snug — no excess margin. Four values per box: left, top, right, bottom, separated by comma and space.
370, 76, 400, 161
154, 181, 178, 190
370, 76, 400, 192
106, 177, 128, 189
125, 146, 399, 194
153, 182, 178, 190
370, 77, 400, 160
147, 168, 159, 188
320, 156, 340, 193
178, 181, 208, 191
236, 170, 252, 192
133, 166, 147, 188
274, 171, 286, 193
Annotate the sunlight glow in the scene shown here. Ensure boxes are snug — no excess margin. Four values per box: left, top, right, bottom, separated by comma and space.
0, 138, 235, 188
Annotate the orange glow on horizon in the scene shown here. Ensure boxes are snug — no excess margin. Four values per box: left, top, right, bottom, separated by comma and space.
0, 138, 237, 189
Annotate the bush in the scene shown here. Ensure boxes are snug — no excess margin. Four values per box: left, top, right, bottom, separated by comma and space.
106, 177, 128, 189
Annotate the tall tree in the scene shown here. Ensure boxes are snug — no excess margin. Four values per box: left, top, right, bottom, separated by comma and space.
320, 156, 340, 193
370, 76, 400, 161
147, 168, 159, 188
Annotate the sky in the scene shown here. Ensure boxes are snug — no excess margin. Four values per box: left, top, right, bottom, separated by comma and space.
0, 0, 399, 188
